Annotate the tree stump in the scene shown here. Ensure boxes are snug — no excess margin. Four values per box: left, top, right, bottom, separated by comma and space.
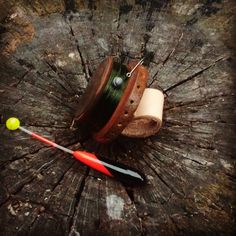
0, 1, 235, 235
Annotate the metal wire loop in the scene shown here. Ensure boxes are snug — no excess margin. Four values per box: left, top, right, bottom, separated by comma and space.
126, 58, 144, 78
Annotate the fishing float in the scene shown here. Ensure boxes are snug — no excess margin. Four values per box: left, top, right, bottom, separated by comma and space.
6, 117, 146, 186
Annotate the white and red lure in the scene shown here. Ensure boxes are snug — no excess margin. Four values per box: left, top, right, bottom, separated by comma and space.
6, 117, 146, 186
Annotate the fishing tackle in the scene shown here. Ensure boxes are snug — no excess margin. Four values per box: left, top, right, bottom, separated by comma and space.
75, 56, 164, 143
5, 57, 164, 186
6, 117, 146, 186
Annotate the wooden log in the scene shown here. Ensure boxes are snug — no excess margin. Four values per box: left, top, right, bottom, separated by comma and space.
0, 0, 235, 235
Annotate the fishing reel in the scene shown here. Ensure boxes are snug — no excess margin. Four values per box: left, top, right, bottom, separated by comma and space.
75, 56, 164, 143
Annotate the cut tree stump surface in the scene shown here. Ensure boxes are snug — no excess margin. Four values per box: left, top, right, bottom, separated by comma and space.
0, 1, 235, 235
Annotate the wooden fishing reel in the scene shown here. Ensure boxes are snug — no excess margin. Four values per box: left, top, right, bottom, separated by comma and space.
75, 56, 164, 143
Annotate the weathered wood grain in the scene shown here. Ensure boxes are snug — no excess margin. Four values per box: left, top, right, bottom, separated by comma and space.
0, 0, 235, 235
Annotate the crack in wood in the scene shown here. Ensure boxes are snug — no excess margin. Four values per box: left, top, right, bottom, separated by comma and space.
64, 0, 76, 13
141, 157, 185, 197
17, 76, 75, 111
138, 217, 146, 236
177, 60, 199, 76
164, 56, 229, 93
148, 32, 184, 87
170, 39, 202, 73
0, 196, 10, 208
148, 69, 160, 87
116, 6, 121, 31
50, 162, 75, 192
183, 156, 207, 166
65, 19, 91, 81
8, 158, 57, 195
10, 55, 76, 107
13, 55, 73, 97
45, 60, 77, 95
124, 187, 135, 203
76, 43, 91, 80
0, 147, 51, 169
14, 70, 31, 88
68, 167, 90, 236
6, 194, 71, 221
165, 93, 233, 111
25, 124, 70, 129
163, 32, 184, 66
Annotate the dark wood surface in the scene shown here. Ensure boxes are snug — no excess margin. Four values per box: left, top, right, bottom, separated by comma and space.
0, 1, 235, 235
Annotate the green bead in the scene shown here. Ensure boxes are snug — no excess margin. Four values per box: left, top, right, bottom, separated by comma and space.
6, 117, 20, 130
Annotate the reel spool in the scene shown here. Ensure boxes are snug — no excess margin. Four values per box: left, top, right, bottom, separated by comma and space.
75, 56, 164, 143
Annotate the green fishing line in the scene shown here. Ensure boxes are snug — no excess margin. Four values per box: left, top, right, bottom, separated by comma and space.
103, 62, 128, 104
89, 62, 129, 130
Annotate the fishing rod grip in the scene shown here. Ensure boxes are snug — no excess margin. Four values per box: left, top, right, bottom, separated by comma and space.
73, 151, 146, 186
